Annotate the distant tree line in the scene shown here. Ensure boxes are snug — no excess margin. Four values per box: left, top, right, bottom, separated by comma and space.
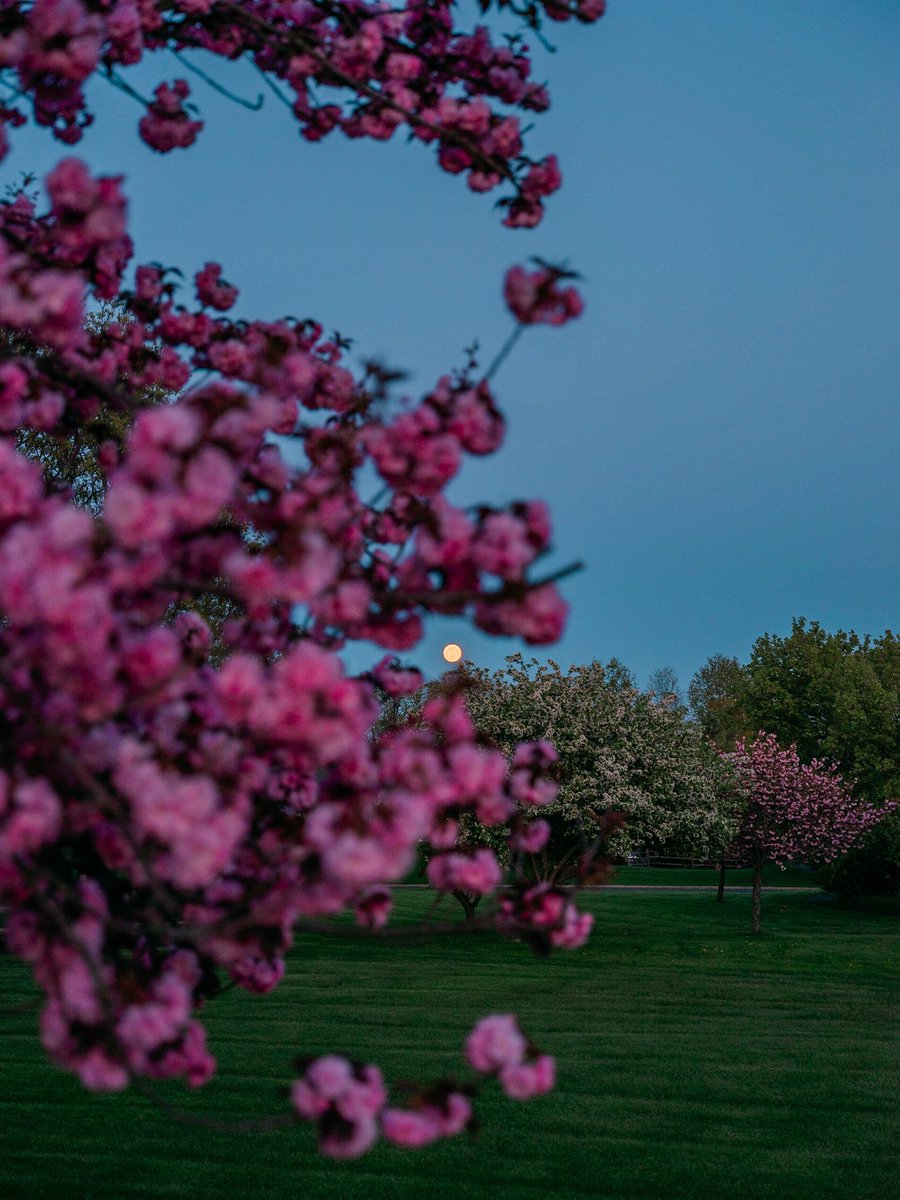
377, 623, 897, 927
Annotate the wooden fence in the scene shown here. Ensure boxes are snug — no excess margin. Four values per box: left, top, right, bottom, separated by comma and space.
624, 852, 739, 869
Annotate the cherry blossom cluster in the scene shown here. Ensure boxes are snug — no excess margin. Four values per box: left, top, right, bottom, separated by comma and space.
0, 0, 605, 1157
289, 1012, 551, 1158
726, 733, 892, 867
408, 695, 599, 941
504, 262, 584, 326
0, 0, 604, 226
0, 162, 583, 1099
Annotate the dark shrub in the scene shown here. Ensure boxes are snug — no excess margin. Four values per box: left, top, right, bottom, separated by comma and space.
818, 807, 900, 898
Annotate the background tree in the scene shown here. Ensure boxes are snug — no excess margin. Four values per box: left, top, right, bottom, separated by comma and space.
816, 808, 900, 901
726, 733, 890, 934
693, 625, 900, 902
688, 652, 753, 749
647, 665, 683, 709
10, 296, 155, 507
459, 655, 738, 886
743, 619, 900, 803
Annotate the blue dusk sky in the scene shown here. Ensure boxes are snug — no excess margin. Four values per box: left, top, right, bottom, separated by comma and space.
5, 1, 898, 690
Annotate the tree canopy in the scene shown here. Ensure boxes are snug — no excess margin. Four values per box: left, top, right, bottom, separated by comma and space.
459, 655, 738, 880
744, 619, 900, 803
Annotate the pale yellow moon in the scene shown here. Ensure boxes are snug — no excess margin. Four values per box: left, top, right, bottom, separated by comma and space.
442, 643, 463, 664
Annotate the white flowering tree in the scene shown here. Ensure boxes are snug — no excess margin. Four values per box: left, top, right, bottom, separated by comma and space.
455, 655, 739, 889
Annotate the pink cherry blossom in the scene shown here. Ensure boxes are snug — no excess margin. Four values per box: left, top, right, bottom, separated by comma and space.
510, 819, 552, 853
500, 1054, 556, 1100
504, 263, 584, 326
381, 1108, 444, 1148
427, 848, 503, 895
466, 1014, 527, 1073
139, 81, 203, 152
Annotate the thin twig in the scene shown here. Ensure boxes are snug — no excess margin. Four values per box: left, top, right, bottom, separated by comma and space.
171, 50, 264, 111
102, 65, 151, 108
392, 558, 585, 608
251, 61, 295, 111
132, 1078, 296, 1134
483, 324, 523, 384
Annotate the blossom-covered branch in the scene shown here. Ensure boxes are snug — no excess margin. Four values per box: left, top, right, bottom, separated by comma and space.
0, 0, 608, 1159
0, 0, 605, 226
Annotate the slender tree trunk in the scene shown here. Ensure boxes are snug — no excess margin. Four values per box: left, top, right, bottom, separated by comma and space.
717, 859, 726, 903
750, 861, 763, 934
451, 890, 480, 923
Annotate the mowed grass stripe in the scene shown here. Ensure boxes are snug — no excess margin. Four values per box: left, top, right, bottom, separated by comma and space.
1, 891, 897, 1200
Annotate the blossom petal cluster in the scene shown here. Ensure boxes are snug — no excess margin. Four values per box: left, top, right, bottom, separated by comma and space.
466, 1014, 556, 1099
291, 1013, 551, 1158
504, 264, 584, 326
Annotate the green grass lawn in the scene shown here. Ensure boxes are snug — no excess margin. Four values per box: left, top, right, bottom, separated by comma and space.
1, 891, 897, 1200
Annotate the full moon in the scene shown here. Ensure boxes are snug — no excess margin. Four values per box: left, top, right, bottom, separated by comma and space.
442, 643, 463, 664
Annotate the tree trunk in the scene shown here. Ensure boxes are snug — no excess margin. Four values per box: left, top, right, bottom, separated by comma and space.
451, 890, 480, 923
750, 861, 763, 934
716, 859, 726, 903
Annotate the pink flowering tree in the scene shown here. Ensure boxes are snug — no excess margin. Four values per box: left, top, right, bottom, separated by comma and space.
0, 0, 612, 1162
726, 733, 892, 934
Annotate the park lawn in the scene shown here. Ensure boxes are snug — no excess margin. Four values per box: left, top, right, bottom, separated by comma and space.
611, 864, 815, 886
1, 891, 897, 1200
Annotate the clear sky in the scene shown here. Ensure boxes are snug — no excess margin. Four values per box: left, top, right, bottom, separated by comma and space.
6, 1, 898, 690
